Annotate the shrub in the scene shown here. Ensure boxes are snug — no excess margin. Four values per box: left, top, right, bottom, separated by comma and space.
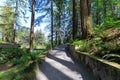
45, 43, 51, 50
73, 40, 90, 52
0, 48, 28, 64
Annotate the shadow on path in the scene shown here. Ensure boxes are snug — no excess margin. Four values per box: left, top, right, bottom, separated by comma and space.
38, 61, 74, 80
36, 44, 95, 80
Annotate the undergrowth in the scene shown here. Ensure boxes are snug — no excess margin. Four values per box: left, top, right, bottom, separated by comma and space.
0, 48, 47, 80
72, 18, 120, 64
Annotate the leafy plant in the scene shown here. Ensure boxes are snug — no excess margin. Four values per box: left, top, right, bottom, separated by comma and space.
103, 18, 120, 28
0, 49, 47, 80
72, 40, 83, 46
102, 53, 120, 63
103, 54, 120, 59
73, 40, 90, 52
0, 48, 27, 64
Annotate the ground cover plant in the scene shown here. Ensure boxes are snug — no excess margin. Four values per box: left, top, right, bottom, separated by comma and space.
0, 47, 47, 80
73, 19, 120, 64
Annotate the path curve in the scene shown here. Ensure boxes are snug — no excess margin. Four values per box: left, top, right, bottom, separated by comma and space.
36, 44, 95, 80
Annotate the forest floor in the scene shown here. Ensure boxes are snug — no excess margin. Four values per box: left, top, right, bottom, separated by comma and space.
35, 44, 95, 80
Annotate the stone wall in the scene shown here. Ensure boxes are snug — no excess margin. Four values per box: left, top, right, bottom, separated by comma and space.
0, 44, 20, 48
68, 45, 120, 80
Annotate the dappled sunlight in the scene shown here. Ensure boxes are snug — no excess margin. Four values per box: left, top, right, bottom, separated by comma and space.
46, 59, 83, 80
36, 45, 94, 80
0, 0, 119, 79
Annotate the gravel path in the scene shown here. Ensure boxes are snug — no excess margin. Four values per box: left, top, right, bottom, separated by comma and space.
36, 45, 95, 80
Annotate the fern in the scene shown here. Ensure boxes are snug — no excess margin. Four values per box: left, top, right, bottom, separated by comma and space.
103, 54, 120, 60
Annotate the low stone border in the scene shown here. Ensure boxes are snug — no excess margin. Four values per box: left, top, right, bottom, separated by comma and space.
68, 45, 120, 80
0, 44, 20, 48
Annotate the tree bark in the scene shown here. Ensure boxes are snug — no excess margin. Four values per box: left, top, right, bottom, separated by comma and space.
13, 0, 18, 43
51, 0, 53, 48
110, 0, 114, 16
80, 0, 94, 39
73, 0, 77, 40
95, 0, 100, 25
58, 11, 61, 45
30, 0, 35, 53
80, 0, 88, 39
56, 30, 57, 45
58, 6, 61, 45
87, 0, 94, 35
103, 0, 107, 18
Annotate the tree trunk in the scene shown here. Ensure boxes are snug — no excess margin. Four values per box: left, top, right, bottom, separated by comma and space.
103, 0, 107, 18
51, 0, 53, 48
87, 0, 94, 35
13, 0, 18, 43
56, 30, 57, 45
95, 0, 100, 25
58, 12, 61, 45
62, 3, 66, 44
30, 0, 35, 53
80, 0, 88, 39
73, 0, 77, 40
80, 0, 93, 39
110, 0, 114, 16
58, 7, 61, 45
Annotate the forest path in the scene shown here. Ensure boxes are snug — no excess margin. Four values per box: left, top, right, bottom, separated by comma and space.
36, 44, 95, 80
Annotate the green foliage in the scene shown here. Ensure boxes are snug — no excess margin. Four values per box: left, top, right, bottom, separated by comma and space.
94, 18, 120, 34
73, 40, 90, 52
12, 50, 45, 65
45, 43, 51, 50
103, 54, 120, 63
0, 6, 15, 42
103, 18, 120, 28
0, 40, 6, 44
0, 48, 47, 80
103, 54, 120, 59
16, 27, 30, 47
0, 47, 46, 64
33, 41, 37, 49
16, 27, 46, 48
0, 61, 36, 80
72, 40, 83, 46
73, 24, 120, 64
0, 48, 27, 64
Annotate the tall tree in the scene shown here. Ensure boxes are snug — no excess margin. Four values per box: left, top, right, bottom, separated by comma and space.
6, 0, 28, 43
30, 0, 35, 53
110, 0, 115, 16
95, 0, 100, 25
80, 0, 88, 39
87, 0, 94, 35
54, 0, 63, 45
0, 6, 14, 42
73, 0, 77, 40
80, 0, 94, 39
58, 1, 62, 45
103, 0, 107, 18
53, 0, 69, 44
51, 0, 53, 48
13, 0, 18, 42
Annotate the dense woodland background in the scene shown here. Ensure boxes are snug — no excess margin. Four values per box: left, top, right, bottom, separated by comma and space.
0, 0, 120, 79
